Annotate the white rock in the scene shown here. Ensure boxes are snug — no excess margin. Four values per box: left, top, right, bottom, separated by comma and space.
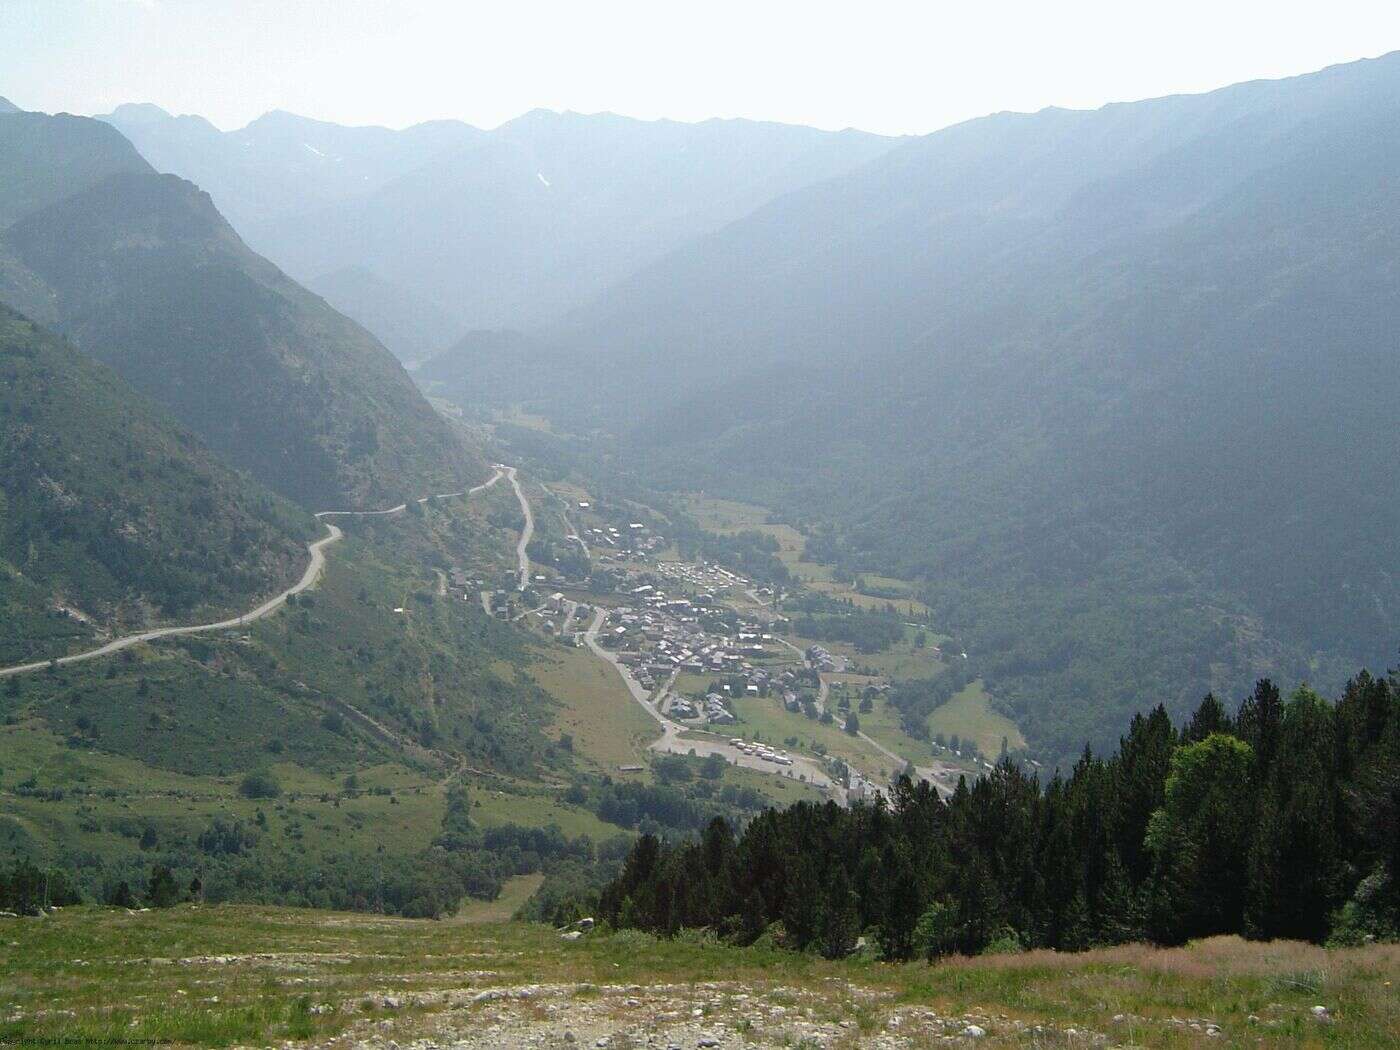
963, 1024, 987, 1038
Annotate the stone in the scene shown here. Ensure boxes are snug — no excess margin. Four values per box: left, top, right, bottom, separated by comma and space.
962, 1024, 986, 1038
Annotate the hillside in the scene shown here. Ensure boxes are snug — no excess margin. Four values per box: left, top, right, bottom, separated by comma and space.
0, 304, 314, 664
0, 112, 485, 507
443, 54, 1400, 761
0, 110, 149, 227
304, 265, 462, 363
416, 329, 569, 405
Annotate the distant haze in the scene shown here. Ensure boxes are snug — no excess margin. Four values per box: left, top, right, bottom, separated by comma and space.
4, 0, 1400, 135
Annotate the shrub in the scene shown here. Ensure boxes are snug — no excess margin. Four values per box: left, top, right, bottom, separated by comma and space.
239, 770, 282, 799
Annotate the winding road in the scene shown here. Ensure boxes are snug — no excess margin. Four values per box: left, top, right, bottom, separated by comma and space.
0, 467, 508, 681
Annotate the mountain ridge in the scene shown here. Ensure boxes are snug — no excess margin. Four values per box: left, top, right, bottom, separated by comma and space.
0, 112, 486, 508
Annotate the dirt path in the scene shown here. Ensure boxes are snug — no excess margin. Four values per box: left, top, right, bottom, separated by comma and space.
543, 482, 590, 559
505, 466, 533, 590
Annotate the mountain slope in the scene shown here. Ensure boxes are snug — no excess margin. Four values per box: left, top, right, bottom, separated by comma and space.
0, 111, 149, 227
0, 113, 484, 507
461, 53, 1400, 760
416, 329, 568, 406
0, 304, 314, 664
304, 265, 462, 363
552, 53, 1400, 405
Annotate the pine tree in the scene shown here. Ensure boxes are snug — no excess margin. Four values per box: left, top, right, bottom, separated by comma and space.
817, 868, 861, 958
1093, 851, 1144, 945
1184, 693, 1230, 742
781, 860, 823, 951
1237, 679, 1283, 775
147, 865, 181, 908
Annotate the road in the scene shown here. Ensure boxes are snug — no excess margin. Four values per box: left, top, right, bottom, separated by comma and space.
777, 635, 958, 794
504, 467, 533, 590
582, 609, 838, 794
0, 467, 508, 680
0, 523, 343, 680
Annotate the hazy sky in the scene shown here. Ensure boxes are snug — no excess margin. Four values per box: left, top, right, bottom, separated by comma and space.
5, 0, 1400, 135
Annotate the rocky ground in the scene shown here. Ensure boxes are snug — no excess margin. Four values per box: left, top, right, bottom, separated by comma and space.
4, 905, 1391, 1049
308, 979, 1102, 1049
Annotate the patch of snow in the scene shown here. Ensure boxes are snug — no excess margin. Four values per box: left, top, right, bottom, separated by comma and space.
303, 142, 325, 157
536, 171, 551, 187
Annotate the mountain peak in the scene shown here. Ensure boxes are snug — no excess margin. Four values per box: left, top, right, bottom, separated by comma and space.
0, 96, 20, 114
105, 101, 174, 125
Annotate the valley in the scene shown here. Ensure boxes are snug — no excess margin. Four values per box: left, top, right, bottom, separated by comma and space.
0, 445, 884, 916
3, 24, 1400, 1047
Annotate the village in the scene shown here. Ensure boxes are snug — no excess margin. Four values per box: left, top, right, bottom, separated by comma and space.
432, 483, 977, 804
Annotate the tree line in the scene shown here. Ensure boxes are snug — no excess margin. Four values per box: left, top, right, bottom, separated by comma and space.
597, 668, 1400, 957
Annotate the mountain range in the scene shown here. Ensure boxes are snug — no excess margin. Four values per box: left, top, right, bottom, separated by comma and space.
102, 105, 898, 356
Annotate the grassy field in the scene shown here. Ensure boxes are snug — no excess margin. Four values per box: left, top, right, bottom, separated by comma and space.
0, 483, 661, 905
452, 872, 544, 923
728, 695, 906, 782
471, 785, 624, 841
680, 491, 934, 617
927, 678, 1028, 757
529, 646, 661, 774
2, 904, 1396, 1048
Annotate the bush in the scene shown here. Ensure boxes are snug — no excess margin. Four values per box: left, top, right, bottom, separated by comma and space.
981, 926, 1026, 955
147, 865, 182, 908
239, 770, 282, 799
